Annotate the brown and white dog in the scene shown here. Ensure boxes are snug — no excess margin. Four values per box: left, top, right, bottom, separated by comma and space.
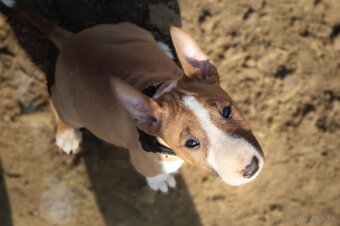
2, 0, 264, 192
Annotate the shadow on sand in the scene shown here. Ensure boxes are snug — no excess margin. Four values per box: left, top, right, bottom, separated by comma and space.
77, 131, 202, 226
0, 159, 13, 226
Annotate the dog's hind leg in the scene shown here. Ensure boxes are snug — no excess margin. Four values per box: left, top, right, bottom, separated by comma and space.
49, 86, 82, 154
50, 101, 82, 154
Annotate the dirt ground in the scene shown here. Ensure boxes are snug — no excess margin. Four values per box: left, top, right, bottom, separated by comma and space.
0, 0, 339, 226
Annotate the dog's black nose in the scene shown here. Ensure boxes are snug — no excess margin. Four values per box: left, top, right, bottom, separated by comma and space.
243, 156, 259, 178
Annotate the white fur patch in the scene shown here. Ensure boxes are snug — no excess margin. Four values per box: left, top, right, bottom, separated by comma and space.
1, 0, 16, 7
160, 159, 184, 174
153, 80, 178, 99
56, 129, 82, 154
182, 95, 263, 186
146, 173, 176, 192
157, 41, 174, 59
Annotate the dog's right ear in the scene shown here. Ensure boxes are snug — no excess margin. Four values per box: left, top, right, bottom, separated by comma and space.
109, 77, 161, 134
170, 26, 219, 84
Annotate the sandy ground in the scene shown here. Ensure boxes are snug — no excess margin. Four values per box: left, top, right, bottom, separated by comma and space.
0, 0, 340, 226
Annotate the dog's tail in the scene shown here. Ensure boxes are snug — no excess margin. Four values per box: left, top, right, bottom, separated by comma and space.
1, 0, 73, 49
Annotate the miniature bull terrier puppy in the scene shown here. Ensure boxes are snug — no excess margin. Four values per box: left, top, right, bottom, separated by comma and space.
2, 0, 264, 192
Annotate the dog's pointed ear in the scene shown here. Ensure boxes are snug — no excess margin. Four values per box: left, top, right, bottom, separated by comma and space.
110, 77, 161, 134
170, 26, 219, 84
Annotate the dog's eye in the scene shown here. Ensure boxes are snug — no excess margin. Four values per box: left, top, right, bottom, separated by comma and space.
221, 106, 232, 118
185, 138, 200, 148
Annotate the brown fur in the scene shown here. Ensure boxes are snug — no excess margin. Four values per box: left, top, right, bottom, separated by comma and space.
7, 3, 263, 183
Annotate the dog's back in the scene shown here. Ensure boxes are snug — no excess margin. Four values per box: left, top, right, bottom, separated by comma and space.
52, 22, 182, 145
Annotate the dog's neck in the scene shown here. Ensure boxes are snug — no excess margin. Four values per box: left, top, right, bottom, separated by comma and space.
137, 80, 177, 156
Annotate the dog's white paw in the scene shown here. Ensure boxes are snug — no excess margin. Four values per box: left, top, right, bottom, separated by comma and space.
56, 129, 82, 154
146, 173, 176, 193
157, 41, 174, 59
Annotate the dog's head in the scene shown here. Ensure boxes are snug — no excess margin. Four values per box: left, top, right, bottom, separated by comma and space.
110, 27, 264, 186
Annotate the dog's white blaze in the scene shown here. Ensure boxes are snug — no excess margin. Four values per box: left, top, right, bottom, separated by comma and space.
153, 80, 178, 99
183, 95, 263, 186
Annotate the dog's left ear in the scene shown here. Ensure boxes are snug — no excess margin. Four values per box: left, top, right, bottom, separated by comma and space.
170, 26, 219, 84
109, 77, 161, 134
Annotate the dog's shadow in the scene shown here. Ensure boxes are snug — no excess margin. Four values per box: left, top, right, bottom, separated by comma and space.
76, 131, 202, 226
1, 0, 203, 225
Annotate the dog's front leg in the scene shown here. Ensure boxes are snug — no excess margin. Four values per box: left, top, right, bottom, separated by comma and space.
128, 145, 183, 193
145, 158, 184, 193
